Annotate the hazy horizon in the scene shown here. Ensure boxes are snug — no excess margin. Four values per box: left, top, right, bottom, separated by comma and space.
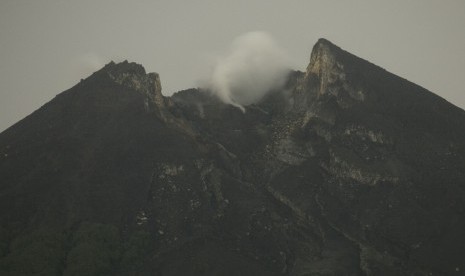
1, 0, 464, 132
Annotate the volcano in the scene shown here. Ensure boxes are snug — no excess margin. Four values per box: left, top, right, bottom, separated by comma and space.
0, 39, 464, 275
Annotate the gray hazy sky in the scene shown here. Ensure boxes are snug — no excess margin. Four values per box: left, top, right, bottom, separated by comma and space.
1, 0, 464, 132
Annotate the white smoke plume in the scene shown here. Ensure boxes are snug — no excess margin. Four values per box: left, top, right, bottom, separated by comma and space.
206, 32, 291, 111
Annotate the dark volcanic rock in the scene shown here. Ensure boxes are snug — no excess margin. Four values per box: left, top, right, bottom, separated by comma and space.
0, 40, 464, 276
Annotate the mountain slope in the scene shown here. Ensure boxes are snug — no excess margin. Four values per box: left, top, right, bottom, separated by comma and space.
0, 39, 464, 275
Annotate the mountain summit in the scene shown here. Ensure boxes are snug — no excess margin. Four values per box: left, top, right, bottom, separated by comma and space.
1, 39, 464, 275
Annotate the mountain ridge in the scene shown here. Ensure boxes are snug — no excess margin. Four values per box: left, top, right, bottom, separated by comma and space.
0, 38, 464, 275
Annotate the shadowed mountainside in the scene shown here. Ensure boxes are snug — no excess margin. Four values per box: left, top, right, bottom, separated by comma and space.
0, 39, 464, 275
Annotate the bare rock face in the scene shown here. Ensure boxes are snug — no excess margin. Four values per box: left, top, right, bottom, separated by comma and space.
306, 39, 366, 105
306, 39, 339, 93
1, 39, 465, 276
103, 60, 166, 112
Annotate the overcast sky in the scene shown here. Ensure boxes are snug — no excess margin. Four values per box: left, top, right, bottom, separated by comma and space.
1, 0, 464, 132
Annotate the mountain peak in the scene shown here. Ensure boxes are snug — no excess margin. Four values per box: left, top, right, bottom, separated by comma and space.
304, 38, 367, 105
1, 39, 465, 275
309, 38, 339, 61
306, 38, 343, 93
103, 60, 147, 76
314, 37, 337, 48
94, 60, 165, 111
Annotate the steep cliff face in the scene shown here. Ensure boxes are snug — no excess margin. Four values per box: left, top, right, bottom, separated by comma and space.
1, 39, 465, 276
261, 39, 465, 275
104, 61, 165, 111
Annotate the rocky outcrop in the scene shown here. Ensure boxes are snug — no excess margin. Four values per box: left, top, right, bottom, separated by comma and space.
98, 60, 167, 116
105, 61, 162, 102
1, 39, 465, 275
305, 39, 372, 111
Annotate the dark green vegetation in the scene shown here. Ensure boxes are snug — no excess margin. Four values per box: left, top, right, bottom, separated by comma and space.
1, 39, 464, 275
